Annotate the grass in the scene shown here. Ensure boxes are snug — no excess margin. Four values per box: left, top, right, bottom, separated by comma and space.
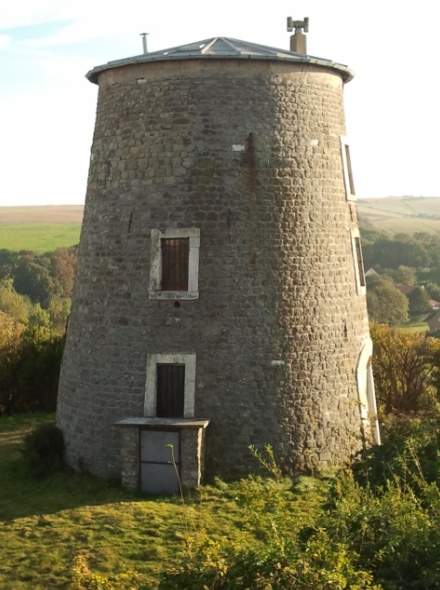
0, 206, 83, 253
402, 322, 429, 333
1, 414, 291, 589
366, 217, 440, 236
0, 225, 81, 253
2, 198, 440, 252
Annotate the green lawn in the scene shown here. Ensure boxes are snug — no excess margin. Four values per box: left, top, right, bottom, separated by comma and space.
0, 224, 81, 253
0, 414, 250, 589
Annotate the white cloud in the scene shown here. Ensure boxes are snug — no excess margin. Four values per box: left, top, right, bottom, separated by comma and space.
0, 35, 12, 48
0, 0, 75, 29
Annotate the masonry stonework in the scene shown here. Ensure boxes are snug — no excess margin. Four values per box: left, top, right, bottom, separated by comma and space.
57, 39, 376, 487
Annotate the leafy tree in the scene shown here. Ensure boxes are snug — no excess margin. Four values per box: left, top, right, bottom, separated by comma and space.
0, 279, 31, 323
408, 285, 430, 316
370, 323, 440, 415
359, 228, 387, 247
0, 279, 51, 329
13, 255, 55, 308
48, 296, 71, 334
0, 323, 64, 416
27, 304, 51, 331
363, 239, 429, 270
50, 246, 78, 298
0, 311, 26, 414
0, 249, 19, 280
10, 331, 64, 414
384, 265, 417, 286
366, 276, 409, 326
423, 282, 440, 302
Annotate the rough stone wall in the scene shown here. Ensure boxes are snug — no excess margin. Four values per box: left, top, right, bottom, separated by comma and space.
56, 58, 371, 480
120, 427, 139, 490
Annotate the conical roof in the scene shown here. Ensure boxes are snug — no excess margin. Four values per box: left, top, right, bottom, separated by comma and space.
86, 36, 353, 84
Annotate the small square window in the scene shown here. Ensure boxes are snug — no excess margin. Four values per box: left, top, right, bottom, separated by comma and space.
149, 228, 200, 300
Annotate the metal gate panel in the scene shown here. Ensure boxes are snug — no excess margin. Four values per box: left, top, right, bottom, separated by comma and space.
140, 430, 180, 495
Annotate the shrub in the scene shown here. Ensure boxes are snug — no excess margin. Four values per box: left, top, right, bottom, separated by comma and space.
22, 423, 65, 477
351, 413, 440, 491
324, 470, 440, 590
0, 330, 64, 416
160, 447, 380, 589
160, 438, 440, 590
160, 532, 379, 589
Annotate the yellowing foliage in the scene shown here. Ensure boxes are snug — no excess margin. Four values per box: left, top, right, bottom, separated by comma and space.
371, 323, 440, 415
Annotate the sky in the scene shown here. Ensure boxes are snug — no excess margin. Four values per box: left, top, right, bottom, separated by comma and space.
0, 0, 439, 206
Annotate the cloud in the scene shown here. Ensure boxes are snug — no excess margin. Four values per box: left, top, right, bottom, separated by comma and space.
0, 0, 74, 29
0, 35, 12, 48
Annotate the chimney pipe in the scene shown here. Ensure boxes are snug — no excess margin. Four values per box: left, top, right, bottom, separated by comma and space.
140, 32, 149, 54
287, 17, 309, 54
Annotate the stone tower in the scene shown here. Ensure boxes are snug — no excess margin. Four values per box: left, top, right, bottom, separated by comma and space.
56, 33, 379, 494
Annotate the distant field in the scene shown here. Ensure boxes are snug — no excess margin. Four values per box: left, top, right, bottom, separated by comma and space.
2, 198, 440, 252
0, 206, 83, 252
0, 224, 82, 253
361, 217, 440, 236
358, 196, 440, 236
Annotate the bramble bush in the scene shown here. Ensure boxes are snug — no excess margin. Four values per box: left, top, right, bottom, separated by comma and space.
0, 316, 64, 416
351, 412, 440, 491
322, 468, 440, 590
22, 423, 65, 477
159, 434, 440, 590
159, 447, 381, 590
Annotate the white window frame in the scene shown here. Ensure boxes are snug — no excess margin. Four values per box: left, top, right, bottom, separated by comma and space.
340, 136, 356, 201
144, 353, 196, 418
149, 228, 200, 300
350, 228, 366, 296
356, 339, 381, 445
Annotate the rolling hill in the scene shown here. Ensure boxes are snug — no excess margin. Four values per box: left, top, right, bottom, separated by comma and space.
1, 197, 440, 253
357, 196, 440, 235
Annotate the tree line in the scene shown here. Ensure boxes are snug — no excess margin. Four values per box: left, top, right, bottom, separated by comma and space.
361, 229, 440, 327
0, 246, 78, 415
1, 227, 440, 415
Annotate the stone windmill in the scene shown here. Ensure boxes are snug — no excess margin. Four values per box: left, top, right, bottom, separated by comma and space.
56, 19, 379, 494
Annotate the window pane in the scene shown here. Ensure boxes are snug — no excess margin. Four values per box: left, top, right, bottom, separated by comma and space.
354, 237, 366, 286
161, 238, 189, 291
156, 364, 185, 418
345, 144, 356, 195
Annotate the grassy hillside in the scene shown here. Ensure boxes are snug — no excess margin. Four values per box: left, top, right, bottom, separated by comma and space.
358, 196, 440, 236
0, 414, 249, 588
0, 206, 83, 253
0, 414, 326, 589
2, 198, 440, 253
